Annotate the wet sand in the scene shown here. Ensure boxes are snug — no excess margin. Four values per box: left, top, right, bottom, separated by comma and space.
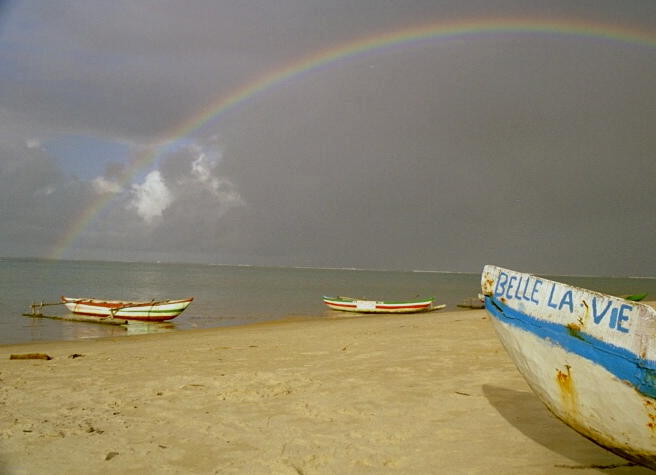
0, 309, 649, 474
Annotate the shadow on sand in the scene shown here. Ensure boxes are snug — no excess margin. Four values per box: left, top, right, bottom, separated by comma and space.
482, 384, 647, 472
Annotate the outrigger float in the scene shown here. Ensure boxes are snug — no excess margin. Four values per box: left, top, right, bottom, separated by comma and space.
24, 296, 193, 325
24, 301, 129, 326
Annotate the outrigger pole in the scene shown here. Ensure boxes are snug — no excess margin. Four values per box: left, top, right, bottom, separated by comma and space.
23, 301, 129, 326
26, 301, 65, 316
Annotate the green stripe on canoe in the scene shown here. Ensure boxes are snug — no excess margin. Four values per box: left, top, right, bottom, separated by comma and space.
324, 296, 434, 304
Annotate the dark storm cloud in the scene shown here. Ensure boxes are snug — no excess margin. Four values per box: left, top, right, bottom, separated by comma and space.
213, 37, 656, 274
0, 143, 96, 255
0, 1, 655, 275
2, 0, 651, 139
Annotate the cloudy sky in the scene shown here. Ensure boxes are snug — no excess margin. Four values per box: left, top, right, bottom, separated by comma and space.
1, 1, 655, 276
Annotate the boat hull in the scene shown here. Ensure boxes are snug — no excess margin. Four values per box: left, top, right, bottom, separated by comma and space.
322, 296, 436, 313
481, 265, 656, 469
61, 297, 193, 322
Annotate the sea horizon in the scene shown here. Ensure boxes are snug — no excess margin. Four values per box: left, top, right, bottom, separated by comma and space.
2, 255, 654, 279
2, 257, 655, 346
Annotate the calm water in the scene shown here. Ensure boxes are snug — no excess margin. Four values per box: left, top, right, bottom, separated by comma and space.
1, 258, 655, 345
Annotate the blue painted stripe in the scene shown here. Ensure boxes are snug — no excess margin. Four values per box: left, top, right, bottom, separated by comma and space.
485, 296, 656, 399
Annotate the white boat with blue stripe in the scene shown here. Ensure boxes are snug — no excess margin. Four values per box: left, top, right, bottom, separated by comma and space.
481, 265, 656, 470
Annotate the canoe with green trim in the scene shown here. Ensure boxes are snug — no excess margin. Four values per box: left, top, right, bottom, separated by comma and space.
624, 293, 648, 302
322, 296, 443, 313
61, 296, 193, 322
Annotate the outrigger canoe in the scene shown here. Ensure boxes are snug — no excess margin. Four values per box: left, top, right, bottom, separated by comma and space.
322, 296, 443, 313
481, 265, 656, 469
61, 296, 193, 322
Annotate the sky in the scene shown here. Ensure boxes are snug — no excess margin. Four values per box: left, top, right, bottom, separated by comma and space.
0, 1, 655, 276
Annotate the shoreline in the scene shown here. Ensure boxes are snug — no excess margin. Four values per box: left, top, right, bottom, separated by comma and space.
0, 309, 648, 474
7, 306, 478, 347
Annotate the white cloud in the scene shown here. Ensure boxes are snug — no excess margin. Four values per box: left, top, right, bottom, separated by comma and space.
34, 185, 56, 196
26, 138, 41, 149
191, 148, 243, 206
92, 176, 123, 194
175, 143, 243, 207
129, 170, 172, 223
123, 141, 243, 229
190, 151, 230, 198
191, 152, 215, 185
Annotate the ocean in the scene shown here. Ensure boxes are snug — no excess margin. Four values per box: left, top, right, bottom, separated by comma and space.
1, 257, 655, 345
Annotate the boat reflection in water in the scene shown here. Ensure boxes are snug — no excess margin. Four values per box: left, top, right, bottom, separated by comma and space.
23, 314, 177, 340
124, 321, 177, 336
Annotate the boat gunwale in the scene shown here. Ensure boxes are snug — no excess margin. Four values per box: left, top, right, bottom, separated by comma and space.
61, 296, 193, 309
322, 295, 435, 305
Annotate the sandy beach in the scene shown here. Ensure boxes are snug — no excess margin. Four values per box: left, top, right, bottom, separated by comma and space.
0, 309, 650, 474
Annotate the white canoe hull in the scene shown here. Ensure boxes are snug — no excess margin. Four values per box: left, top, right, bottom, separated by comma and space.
481, 265, 656, 469
61, 297, 193, 322
323, 296, 437, 313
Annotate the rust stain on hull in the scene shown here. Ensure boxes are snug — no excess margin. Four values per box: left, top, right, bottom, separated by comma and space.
482, 265, 656, 470
556, 364, 578, 416
644, 399, 656, 433
566, 323, 585, 341
482, 277, 495, 295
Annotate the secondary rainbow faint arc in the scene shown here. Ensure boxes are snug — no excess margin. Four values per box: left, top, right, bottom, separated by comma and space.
49, 17, 656, 260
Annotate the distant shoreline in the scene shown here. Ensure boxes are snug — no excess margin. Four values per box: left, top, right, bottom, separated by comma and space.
3, 256, 656, 279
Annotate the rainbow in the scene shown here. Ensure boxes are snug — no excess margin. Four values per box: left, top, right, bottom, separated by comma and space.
49, 16, 656, 260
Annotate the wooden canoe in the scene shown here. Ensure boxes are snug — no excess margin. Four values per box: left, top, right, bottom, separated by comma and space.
322, 296, 442, 313
481, 265, 656, 469
61, 296, 193, 322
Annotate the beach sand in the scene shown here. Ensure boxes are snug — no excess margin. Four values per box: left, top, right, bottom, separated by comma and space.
0, 310, 649, 474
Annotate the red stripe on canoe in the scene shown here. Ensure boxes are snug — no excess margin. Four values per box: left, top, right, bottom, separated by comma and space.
324, 301, 357, 308
376, 303, 431, 309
